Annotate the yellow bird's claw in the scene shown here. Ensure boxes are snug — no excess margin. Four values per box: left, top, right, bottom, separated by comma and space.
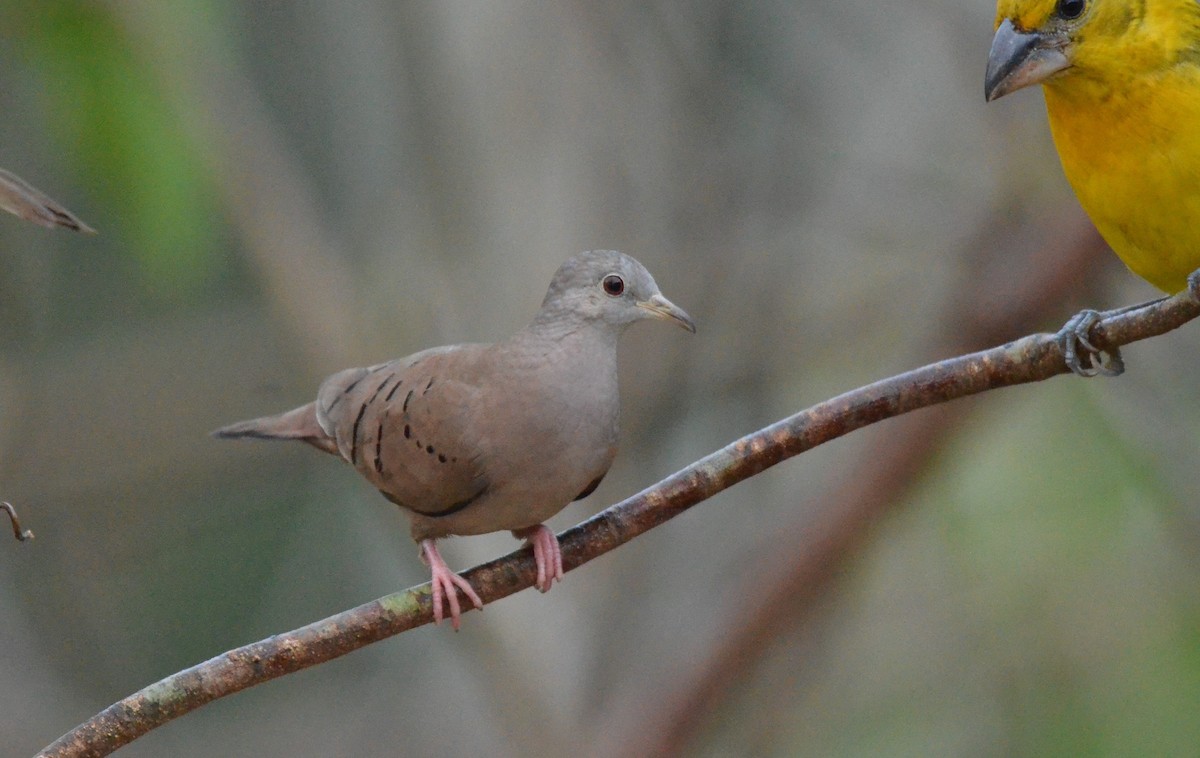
1057, 309, 1124, 378
1188, 269, 1200, 305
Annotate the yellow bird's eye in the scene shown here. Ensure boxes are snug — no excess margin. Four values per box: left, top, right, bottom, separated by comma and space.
1056, 0, 1085, 20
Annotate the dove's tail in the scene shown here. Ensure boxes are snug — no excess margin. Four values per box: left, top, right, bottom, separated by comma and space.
212, 402, 339, 456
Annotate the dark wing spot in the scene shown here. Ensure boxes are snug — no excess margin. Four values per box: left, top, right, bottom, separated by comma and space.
370, 373, 397, 404
373, 421, 386, 474
329, 372, 367, 411
349, 401, 370, 465
342, 375, 365, 395
384, 378, 404, 402
403, 424, 411, 439
409, 484, 489, 518
425, 445, 434, 454
574, 473, 607, 501
438, 454, 447, 463
362, 374, 391, 405
424, 378, 434, 394
350, 375, 395, 466
402, 389, 414, 413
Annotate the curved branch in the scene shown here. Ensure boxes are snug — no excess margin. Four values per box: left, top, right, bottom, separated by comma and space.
37, 287, 1200, 758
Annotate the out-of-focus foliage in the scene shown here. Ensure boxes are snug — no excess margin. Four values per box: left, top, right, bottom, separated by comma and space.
2, 1, 225, 303
0, 1, 1197, 756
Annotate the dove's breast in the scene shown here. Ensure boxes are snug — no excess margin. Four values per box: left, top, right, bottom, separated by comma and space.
317, 332, 621, 540
454, 331, 621, 534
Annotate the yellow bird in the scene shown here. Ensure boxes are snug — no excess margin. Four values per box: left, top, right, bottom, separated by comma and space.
985, 0, 1200, 374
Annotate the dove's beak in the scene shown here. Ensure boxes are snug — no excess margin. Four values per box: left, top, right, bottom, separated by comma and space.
985, 18, 1071, 102
637, 293, 696, 333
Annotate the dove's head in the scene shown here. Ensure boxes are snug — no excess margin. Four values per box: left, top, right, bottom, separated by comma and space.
536, 250, 695, 334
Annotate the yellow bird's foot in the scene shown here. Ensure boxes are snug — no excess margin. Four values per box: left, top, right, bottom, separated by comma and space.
1057, 309, 1125, 378
1056, 294, 1177, 377
1188, 270, 1200, 304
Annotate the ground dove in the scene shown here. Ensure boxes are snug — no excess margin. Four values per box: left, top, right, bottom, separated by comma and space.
215, 250, 694, 628
0, 169, 94, 233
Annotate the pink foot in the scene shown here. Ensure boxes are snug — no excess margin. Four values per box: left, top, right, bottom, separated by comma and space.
513, 524, 563, 593
420, 539, 483, 630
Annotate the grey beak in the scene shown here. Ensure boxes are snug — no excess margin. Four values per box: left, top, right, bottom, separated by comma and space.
637, 293, 696, 333
985, 18, 1070, 102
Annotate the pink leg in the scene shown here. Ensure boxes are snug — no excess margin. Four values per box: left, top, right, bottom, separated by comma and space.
512, 525, 563, 593
420, 539, 483, 630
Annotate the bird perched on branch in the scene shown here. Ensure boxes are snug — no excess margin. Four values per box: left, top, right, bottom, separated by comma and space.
985, 0, 1200, 374
215, 250, 694, 629
0, 168, 93, 233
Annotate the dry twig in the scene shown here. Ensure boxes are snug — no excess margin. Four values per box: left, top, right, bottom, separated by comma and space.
1, 502, 34, 542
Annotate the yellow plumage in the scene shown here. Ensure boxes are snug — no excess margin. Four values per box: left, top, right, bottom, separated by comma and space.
987, 0, 1200, 293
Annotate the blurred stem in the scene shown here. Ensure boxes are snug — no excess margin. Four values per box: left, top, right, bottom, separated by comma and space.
111, 2, 361, 370
35, 263, 1200, 757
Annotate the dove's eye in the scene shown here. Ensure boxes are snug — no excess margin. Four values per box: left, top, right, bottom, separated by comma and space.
602, 274, 625, 296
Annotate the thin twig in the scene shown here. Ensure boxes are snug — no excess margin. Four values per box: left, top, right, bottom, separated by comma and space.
602, 216, 1110, 757
1, 502, 33, 542
113, 3, 361, 370
36, 285, 1199, 758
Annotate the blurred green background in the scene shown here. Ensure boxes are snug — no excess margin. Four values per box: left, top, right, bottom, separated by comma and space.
1, 2, 1198, 756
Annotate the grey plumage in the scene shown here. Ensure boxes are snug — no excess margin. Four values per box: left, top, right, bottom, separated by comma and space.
215, 250, 694, 627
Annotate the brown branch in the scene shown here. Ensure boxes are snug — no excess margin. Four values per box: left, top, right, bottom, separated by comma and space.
36, 285, 1199, 758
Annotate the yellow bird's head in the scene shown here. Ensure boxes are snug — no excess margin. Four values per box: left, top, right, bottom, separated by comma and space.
986, 0, 1200, 101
